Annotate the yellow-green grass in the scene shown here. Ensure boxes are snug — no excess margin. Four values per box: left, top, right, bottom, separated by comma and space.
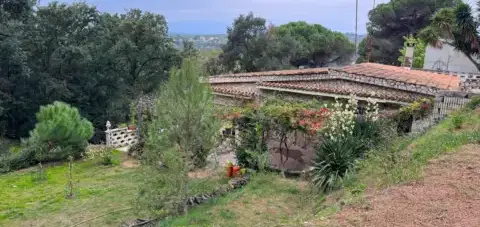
0, 152, 225, 226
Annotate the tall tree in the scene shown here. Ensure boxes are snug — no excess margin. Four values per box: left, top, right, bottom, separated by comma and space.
275, 21, 354, 67
359, 0, 460, 65
0, 0, 35, 137
180, 40, 199, 59
220, 12, 270, 73
139, 59, 219, 216
0, 2, 181, 139
420, 2, 480, 71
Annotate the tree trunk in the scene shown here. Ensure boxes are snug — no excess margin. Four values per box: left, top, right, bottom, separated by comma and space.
465, 53, 480, 72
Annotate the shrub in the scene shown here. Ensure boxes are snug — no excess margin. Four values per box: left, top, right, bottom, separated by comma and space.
128, 139, 145, 158
29, 101, 94, 161
323, 96, 358, 141
244, 149, 270, 172
1, 102, 94, 172
0, 144, 36, 173
352, 119, 381, 149
467, 96, 480, 110
84, 147, 119, 166
312, 135, 366, 193
451, 113, 464, 129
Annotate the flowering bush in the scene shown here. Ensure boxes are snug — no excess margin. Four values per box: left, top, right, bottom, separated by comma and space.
297, 108, 330, 135
324, 96, 358, 141
365, 98, 379, 122
84, 147, 119, 166
395, 98, 433, 121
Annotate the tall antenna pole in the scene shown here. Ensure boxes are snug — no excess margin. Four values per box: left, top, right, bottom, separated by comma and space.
355, 0, 359, 59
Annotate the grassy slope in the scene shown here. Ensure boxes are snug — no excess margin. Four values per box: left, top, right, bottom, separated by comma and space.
164, 108, 480, 226
0, 153, 224, 226
161, 173, 319, 227
2, 109, 478, 227
312, 108, 480, 223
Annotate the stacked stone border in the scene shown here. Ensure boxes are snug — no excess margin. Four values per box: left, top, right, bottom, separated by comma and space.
121, 175, 250, 227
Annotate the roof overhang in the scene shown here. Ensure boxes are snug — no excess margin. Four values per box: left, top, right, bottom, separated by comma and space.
257, 86, 409, 105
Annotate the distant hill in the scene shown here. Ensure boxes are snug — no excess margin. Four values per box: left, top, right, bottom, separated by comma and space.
171, 34, 227, 50
171, 33, 366, 50
344, 33, 366, 46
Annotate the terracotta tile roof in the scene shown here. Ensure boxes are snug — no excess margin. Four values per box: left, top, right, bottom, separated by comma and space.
333, 63, 460, 90
257, 81, 417, 103
211, 86, 255, 99
212, 68, 329, 77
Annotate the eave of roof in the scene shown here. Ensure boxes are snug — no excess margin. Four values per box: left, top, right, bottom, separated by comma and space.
257, 81, 413, 104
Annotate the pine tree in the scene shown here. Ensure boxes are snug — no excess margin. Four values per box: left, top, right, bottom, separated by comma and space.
29, 101, 94, 161
138, 59, 219, 216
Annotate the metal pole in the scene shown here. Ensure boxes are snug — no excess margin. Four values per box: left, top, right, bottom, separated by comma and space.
355, 0, 359, 58
137, 96, 142, 138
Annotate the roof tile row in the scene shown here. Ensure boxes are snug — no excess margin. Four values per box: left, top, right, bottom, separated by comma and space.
211, 87, 255, 99
213, 68, 329, 78
333, 63, 460, 90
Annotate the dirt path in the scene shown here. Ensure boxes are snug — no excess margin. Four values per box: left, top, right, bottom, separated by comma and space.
328, 144, 480, 227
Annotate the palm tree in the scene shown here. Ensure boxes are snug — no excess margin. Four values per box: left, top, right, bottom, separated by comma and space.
420, 2, 480, 71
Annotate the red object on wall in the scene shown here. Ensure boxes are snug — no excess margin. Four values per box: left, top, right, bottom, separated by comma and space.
226, 165, 233, 177
232, 166, 241, 177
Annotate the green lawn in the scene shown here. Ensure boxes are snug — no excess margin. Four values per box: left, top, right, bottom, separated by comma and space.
0, 153, 225, 226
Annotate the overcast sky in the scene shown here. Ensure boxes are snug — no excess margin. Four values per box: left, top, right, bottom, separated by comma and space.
44, 0, 391, 34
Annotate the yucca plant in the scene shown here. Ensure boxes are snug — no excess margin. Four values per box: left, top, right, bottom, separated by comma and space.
312, 135, 366, 193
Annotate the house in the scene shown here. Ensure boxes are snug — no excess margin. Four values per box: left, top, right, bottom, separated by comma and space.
209, 63, 461, 111
423, 42, 480, 74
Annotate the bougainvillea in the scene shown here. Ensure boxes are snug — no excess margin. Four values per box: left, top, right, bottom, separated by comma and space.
297, 108, 330, 135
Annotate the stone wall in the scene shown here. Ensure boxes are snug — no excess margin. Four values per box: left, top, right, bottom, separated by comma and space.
259, 88, 404, 111
267, 130, 318, 171
211, 83, 257, 93
213, 95, 253, 106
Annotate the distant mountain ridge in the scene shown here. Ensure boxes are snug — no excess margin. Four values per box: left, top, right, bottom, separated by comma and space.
171, 33, 366, 50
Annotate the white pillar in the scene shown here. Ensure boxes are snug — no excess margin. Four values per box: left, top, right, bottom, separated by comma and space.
105, 121, 111, 146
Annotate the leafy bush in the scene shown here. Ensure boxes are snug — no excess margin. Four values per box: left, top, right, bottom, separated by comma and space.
0, 144, 37, 173
312, 135, 366, 193
29, 101, 94, 161
0, 102, 94, 173
244, 149, 270, 172
352, 119, 382, 149
84, 147, 120, 166
467, 96, 480, 110
451, 113, 465, 129
235, 114, 269, 170
128, 139, 145, 159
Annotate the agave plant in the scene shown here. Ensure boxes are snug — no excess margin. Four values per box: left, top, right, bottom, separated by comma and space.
312, 135, 366, 193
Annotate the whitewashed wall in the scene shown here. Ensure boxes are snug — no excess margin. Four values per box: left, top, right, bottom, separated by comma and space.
105, 127, 139, 148
424, 43, 480, 73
